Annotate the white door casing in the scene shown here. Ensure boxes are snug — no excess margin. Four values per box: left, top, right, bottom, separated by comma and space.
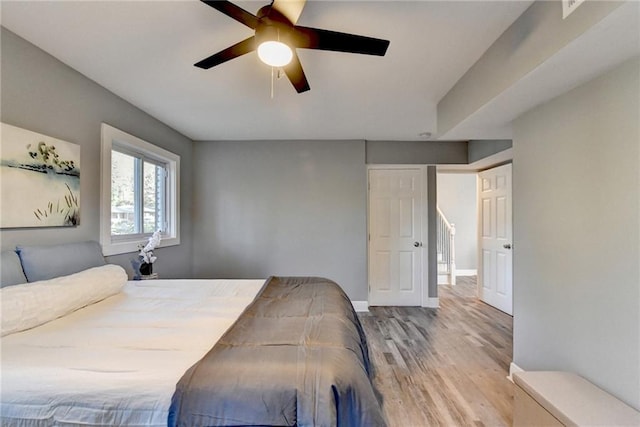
368, 167, 424, 306
478, 163, 513, 315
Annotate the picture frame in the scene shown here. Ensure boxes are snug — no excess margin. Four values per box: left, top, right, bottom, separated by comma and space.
1, 123, 80, 228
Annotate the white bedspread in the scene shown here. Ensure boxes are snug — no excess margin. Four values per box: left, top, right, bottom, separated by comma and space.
0, 279, 265, 427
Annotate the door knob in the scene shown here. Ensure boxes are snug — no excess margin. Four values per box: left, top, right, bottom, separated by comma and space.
414, 242, 422, 247
503, 243, 512, 249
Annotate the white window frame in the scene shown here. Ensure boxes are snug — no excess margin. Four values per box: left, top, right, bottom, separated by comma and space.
100, 123, 180, 256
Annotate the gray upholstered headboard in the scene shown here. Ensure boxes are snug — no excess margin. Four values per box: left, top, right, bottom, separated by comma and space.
1, 241, 106, 287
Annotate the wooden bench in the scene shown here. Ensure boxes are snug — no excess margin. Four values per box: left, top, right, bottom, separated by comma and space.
513, 371, 640, 426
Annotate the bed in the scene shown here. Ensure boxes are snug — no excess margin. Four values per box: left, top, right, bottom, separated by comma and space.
0, 242, 385, 427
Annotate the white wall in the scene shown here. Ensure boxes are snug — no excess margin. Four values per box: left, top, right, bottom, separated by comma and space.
436, 173, 477, 272
512, 57, 639, 410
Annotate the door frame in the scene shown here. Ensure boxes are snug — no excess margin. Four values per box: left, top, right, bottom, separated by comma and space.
366, 165, 431, 307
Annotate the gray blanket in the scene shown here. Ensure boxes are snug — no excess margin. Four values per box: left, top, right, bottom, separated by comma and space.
168, 276, 386, 427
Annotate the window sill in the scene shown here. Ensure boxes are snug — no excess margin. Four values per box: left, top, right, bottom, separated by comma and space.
102, 236, 180, 257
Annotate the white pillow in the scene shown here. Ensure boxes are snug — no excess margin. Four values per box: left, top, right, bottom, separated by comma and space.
1, 264, 127, 337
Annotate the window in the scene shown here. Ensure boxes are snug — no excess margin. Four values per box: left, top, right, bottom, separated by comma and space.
100, 124, 180, 256
110, 150, 166, 236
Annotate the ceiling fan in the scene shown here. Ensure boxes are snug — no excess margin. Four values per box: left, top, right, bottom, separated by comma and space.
194, 0, 390, 93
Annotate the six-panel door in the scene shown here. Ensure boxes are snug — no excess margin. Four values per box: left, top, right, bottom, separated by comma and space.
369, 168, 423, 306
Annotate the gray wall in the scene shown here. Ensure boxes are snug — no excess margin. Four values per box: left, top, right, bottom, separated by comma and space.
513, 57, 639, 410
427, 166, 438, 299
366, 140, 467, 165
438, 0, 622, 135
436, 172, 477, 271
192, 140, 368, 300
0, 28, 194, 279
468, 140, 512, 164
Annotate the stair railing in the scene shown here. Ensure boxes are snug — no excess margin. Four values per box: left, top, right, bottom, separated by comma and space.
436, 206, 456, 285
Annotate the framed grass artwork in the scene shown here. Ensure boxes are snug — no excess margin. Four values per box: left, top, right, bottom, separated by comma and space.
1, 123, 80, 228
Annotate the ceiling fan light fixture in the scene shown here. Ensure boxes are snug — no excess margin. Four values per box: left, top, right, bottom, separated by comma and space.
257, 40, 293, 67
195, 0, 390, 93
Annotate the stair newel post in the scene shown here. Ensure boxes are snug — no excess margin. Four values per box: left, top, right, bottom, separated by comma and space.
450, 223, 456, 286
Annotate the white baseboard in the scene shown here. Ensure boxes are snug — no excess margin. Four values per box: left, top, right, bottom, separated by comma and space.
423, 297, 439, 308
437, 275, 447, 285
456, 269, 477, 276
439, 270, 477, 285
351, 301, 369, 312
508, 362, 524, 383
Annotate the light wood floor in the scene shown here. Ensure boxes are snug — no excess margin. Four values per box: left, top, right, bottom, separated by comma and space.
359, 277, 514, 426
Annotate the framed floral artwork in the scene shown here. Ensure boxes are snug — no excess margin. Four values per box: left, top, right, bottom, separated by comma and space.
1, 123, 80, 228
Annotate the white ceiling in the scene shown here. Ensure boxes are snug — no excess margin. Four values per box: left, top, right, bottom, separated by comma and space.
1, 0, 534, 141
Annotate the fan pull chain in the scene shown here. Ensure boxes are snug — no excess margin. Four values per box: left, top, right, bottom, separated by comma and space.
270, 68, 284, 99
271, 67, 275, 99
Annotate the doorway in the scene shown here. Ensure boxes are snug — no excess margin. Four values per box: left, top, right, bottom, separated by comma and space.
436, 171, 479, 285
436, 163, 513, 315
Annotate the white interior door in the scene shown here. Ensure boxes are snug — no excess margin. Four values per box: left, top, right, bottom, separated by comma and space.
478, 163, 513, 315
368, 168, 423, 306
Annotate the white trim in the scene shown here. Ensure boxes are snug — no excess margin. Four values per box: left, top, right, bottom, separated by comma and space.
100, 124, 180, 256
456, 269, 477, 276
351, 301, 369, 312
508, 362, 525, 383
423, 297, 439, 308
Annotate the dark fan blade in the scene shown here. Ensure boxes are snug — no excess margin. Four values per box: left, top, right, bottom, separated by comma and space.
283, 51, 310, 93
292, 26, 389, 56
194, 36, 256, 69
201, 0, 259, 29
